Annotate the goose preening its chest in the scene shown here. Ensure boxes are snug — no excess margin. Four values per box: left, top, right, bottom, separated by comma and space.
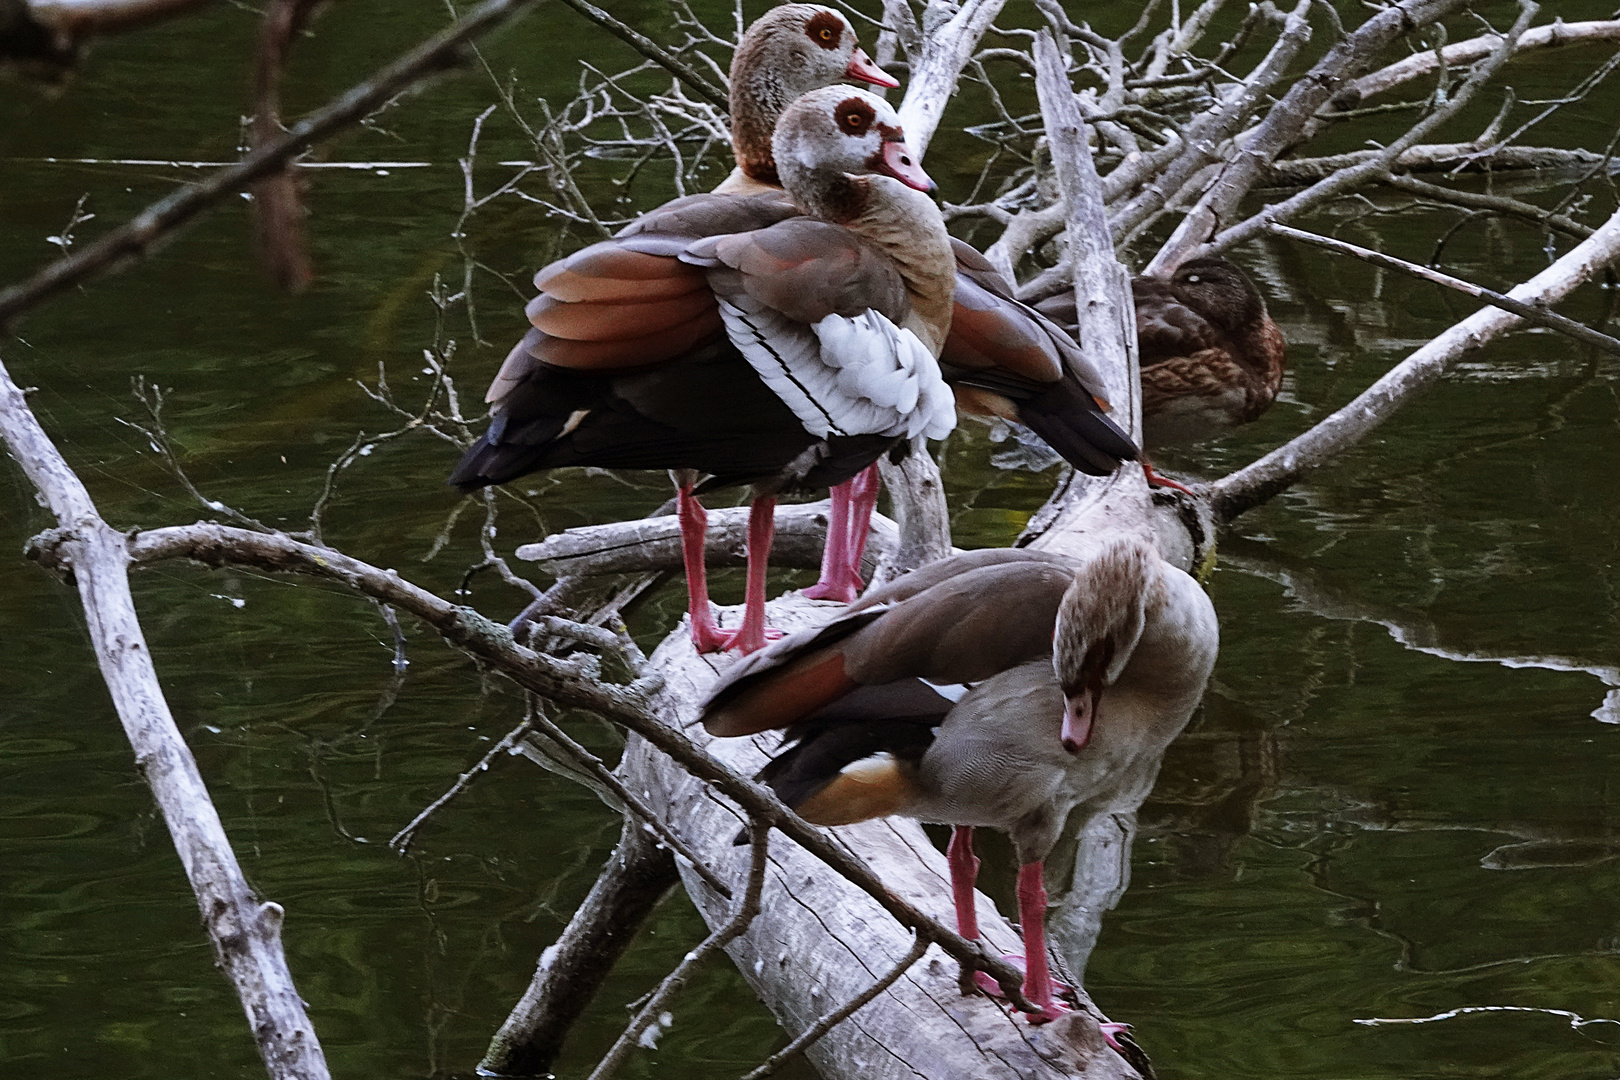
699, 539, 1219, 1024
450, 88, 957, 654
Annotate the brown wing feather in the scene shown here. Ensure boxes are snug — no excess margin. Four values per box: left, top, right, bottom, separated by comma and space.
707, 218, 910, 327
704, 651, 858, 737
524, 307, 724, 373
1141, 349, 1244, 402
526, 289, 712, 343
839, 561, 1075, 687
534, 244, 707, 303
942, 273, 1064, 383
620, 189, 801, 240
1133, 278, 1222, 365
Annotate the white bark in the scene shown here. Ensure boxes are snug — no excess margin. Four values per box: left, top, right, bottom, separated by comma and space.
513, 499, 897, 579
897, 0, 1008, 157
0, 357, 329, 1080
1348, 19, 1620, 101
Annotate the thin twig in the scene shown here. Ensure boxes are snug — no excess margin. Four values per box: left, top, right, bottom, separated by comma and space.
1268, 222, 1620, 357
390, 716, 535, 853
0, 0, 548, 326
585, 821, 771, 1080
554, 0, 729, 111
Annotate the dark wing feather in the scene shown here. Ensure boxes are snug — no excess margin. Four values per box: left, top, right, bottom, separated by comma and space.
941, 240, 1137, 474
452, 193, 820, 490
700, 551, 1077, 738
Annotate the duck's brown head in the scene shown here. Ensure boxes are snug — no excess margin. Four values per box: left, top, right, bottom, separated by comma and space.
730, 5, 898, 185
1170, 257, 1266, 333
1052, 538, 1154, 754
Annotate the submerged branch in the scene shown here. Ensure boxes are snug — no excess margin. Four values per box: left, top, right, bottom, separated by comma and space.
0, 0, 546, 326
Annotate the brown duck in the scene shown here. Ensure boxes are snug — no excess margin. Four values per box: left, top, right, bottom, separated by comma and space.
1037, 257, 1285, 490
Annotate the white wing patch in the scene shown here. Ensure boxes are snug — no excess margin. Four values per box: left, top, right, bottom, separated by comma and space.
920, 680, 971, 703
716, 296, 957, 442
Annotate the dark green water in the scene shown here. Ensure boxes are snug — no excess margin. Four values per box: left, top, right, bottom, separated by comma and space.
3, 2, 1620, 1077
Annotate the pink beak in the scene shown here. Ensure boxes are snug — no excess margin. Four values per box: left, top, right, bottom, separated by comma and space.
846, 46, 899, 89
1060, 695, 1094, 754
880, 140, 935, 193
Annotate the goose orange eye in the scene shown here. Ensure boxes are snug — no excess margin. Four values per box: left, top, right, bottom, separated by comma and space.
819, 27, 833, 40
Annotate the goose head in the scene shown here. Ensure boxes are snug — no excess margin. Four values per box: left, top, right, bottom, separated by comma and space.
730, 5, 898, 185
1052, 538, 1154, 753
773, 87, 933, 221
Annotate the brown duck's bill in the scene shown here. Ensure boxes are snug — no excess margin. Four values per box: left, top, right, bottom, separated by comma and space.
846, 47, 900, 89
881, 140, 935, 193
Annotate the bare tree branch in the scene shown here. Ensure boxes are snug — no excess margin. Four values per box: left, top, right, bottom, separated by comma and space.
0, 0, 546, 327
1145, 0, 1470, 275
1202, 1, 1539, 257
553, 0, 729, 111
90, 522, 1037, 1004
1, 355, 330, 1080
1209, 204, 1620, 523
1348, 18, 1620, 102
1267, 221, 1620, 356
897, 0, 1008, 156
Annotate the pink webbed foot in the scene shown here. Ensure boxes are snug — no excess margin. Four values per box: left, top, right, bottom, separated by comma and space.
1098, 1021, 1132, 1054
800, 574, 863, 604
715, 621, 785, 655
970, 954, 1073, 1024
688, 614, 732, 654
1142, 460, 1196, 495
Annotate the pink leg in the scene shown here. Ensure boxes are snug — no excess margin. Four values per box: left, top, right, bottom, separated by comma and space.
948, 826, 981, 941
718, 496, 783, 654
1014, 861, 1066, 1024
678, 485, 727, 653
802, 480, 856, 602
842, 464, 882, 588
969, 859, 1072, 1022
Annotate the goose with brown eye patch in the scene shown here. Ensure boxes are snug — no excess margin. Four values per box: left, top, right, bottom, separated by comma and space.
720, 5, 897, 196
699, 536, 1218, 1031
450, 87, 960, 656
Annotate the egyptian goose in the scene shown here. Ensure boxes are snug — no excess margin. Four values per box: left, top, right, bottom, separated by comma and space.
450, 88, 958, 654
700, 539, 1219, 1024
715, 4, 897, 198
695, 7, 1138, 603
1037, 257, 1286, 486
